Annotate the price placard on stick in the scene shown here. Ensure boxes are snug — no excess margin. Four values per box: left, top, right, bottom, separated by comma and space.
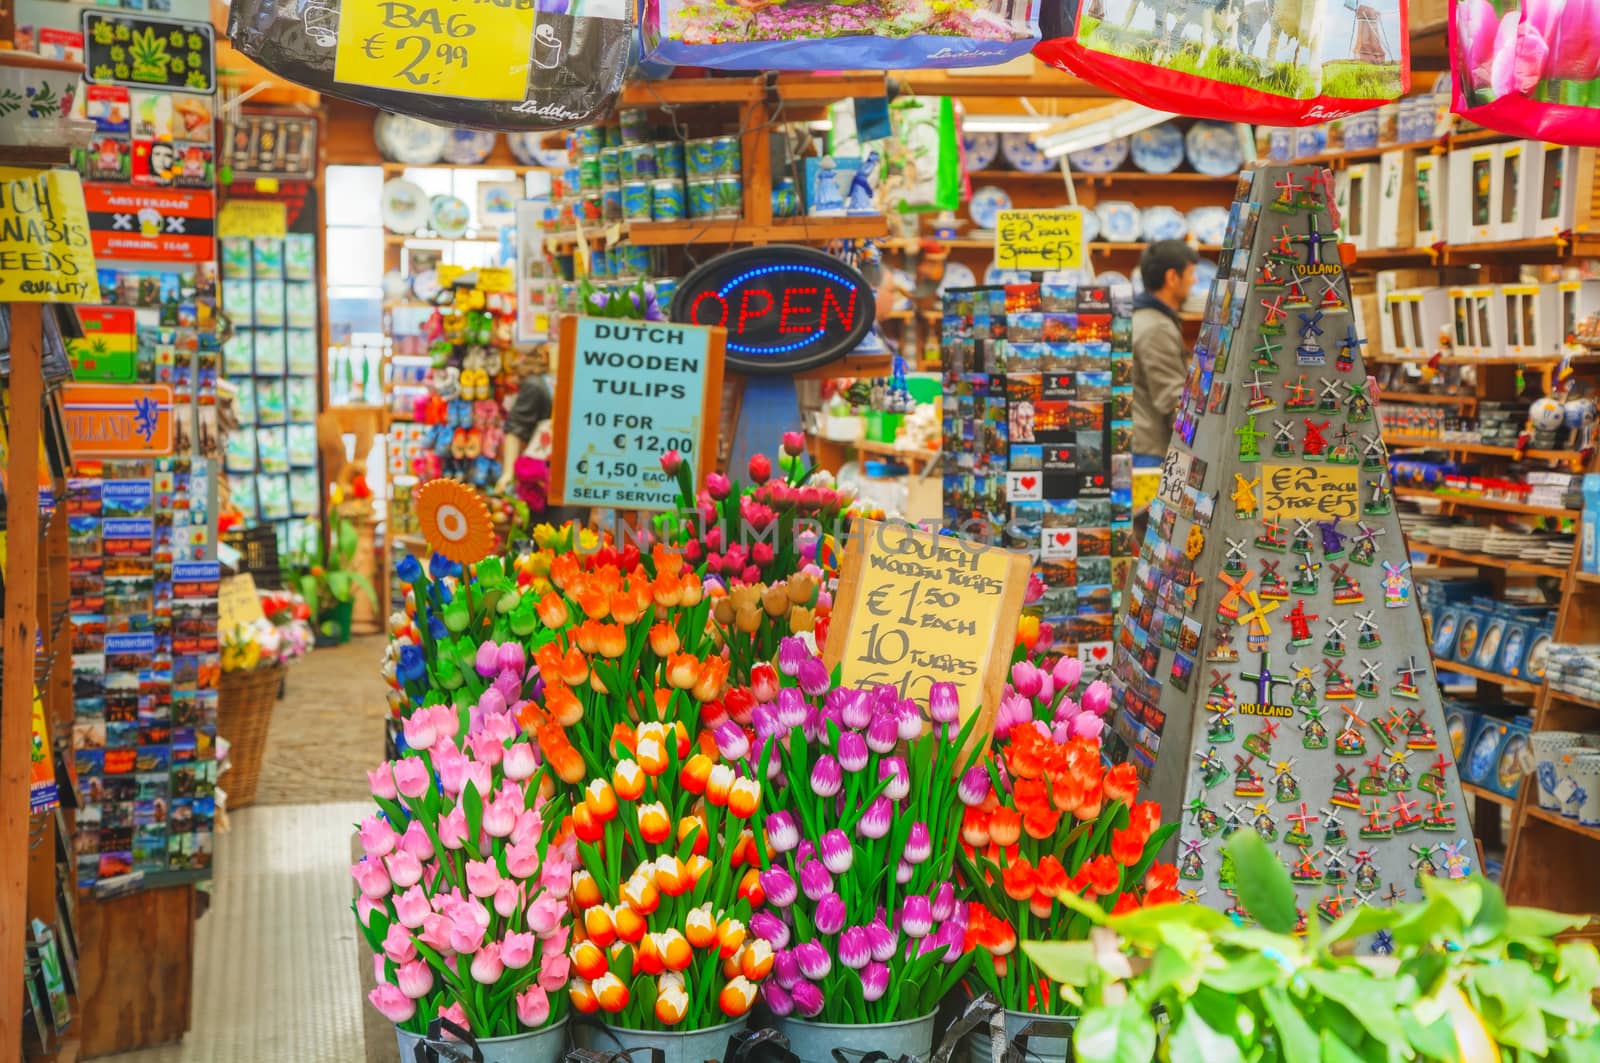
333, 0, 534, 101
994, 208, 1087, 272
1260, 463, 1359, 521
825, 521, 1031, 741
549, 315, 725, 511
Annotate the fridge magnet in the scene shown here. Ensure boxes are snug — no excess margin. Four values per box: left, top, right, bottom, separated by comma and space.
1319, 520, 1347, 558
1405, 710, 1438, 751
1332, 765, 1362, 809
1302, 419, 1332, 460
1178, 838, 1206, 880
1186, 796, 1224, 837
1318, 886, 1352, 924
1327, 426, 1359, 465
1273, 758, 1301, 801
1290, 847, 1323, 885
1290, 518, 1316, 555
1285, 600, 1318, 647
1337, 325, 1365, 372
1256, 259, 1289, 290
1315, 274, 1346, 311
1359, 801, 1394, 839
1323, 618, 1348, 657
1207, 623, 1240, 663
1284, 376, 1316, 409
1233, 754, 1266, 798
1195, 746, 1228, 789
1331, 562, 1364, 604
1285, 803, 1318, 847
1268, 225, 1298, 261
1297, 309, 1327, 345
1271, 171, 1307, 212
1381, 561, 1412, 608
1301, 706, 1329, 749
1207, 703, 1236, 744
1335, 703, 1368, 755
1250, 802, 1278, 841
1296, 339, 1326, 367
1241, 596, 1279, 653
1256, 517, 1288, 553
1291, 664, 1317, 707
1223, 537, 1250, 575
1346, 381, 1375, 423
1272, 419, 1295, 458
1353, 850, 1381, 891
1360, 755, 1389, 797
1236, 414, 1268, 461
1390, 795, 1424, 834
1410, 844, 1440, 887
1356, 660, 1382, 699
1376, 706, 1410, 748
1393, 656, 1424, 699
1385, 748, 1413, 792
1231, 475, 1259, 518
1419, 754, 1451, 797
1327, 659, 1357, 699
1259, 296, 1288, 334
1292, 554, 1322, 595
1244, 372, 1277, 413
1322, 805, 1348, 847
1351, 522, 1385, 565
1423, 799, 1457, 832
1356, 610, 1382, 649
1365, 475, 1393, 515
1361, 434, 1388, 470
1252, 336, 1281, 373
1318, 378, 1343, 414
1243, 719, 1280, 761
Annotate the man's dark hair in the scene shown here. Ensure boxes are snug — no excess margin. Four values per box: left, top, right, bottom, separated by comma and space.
1138, 239, 1199, 295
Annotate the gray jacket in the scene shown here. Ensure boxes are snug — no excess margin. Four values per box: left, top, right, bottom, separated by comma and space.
1131, 301, 1190, 460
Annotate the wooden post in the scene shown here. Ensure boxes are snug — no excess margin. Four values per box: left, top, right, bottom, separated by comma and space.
2, 301, 45, 1052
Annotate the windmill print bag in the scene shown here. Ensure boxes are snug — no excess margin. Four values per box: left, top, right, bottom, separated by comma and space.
1450, 0, 1600, 146
1033, 0, 1410, 124
640, 0, 1039, 68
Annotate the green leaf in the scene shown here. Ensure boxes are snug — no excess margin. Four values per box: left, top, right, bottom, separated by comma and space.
462, 781, 483, 850
1318, 1028, 1370, 1063
1463, 878, 1508, 947
1073, 1001, 1157, 1063
326, 570, 353, 602
1398, 1007, 1459, 1060
1300, 967, 1406, 1044
1504, 905, 1592, 947
1199, 951, 1284, 995
1319, 898, 1405, 948
1558, 941, 1600, 997
1140, 943, 1199, 1000
1021, 941, 1097, 987
1224, 831, 1297, 934
1258, 984, 1318, 1061
1169, 996, 1246, 1063
1109, 896, 1231, 937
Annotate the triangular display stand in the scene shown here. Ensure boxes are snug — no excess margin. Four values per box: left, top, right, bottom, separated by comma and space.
1109, 165, 1477, 931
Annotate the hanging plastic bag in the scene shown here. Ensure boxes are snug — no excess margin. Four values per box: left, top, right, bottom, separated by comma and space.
639, 0, 1039, 69
227, 0, 630, 131
887, 96, 962, 212
1449, 0, 1600, 145
1034, 0, 1410, 125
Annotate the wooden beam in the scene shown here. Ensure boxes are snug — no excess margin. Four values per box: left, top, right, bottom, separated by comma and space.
2, 301, 45, 1053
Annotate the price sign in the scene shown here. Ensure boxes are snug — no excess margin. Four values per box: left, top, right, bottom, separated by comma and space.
825, 521, 1031, 744
994, 208, 1087, 272
1261, 464, 1359, 521
219, 574, 266, 630
333, 0, 534, 102
0, 167, 100, 303
549, 315, 725, 511
218, 199, 286, 238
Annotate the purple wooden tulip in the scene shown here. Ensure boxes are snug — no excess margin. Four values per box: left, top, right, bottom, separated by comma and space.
797, 656, 831, 697
810, 754, 842, 798
792, 980, 825, 1017
799, 859, 834, 902
867, 918, 898, 962
766, 811, 799, 853
879, 756, 909, 801
713, 721, 750, 761
931, 881, 956, 922
762, 982, 795, 1016
778, 637, 808, 677
838, 926, 871, 969
776, 687, 807, 729
866, 711, 899, 753
836, 731, 869, 773
839, 688, 871, 730
896, 701, 922, 741
903, 822, 930, 865
860, 961, 890, 1002
820, 829, 854, 873
814, 892, 846, 935
958, 766, 991, 807
858, 796, 892, 840
772, 948, 801, 989
794, 940, 833, 980
750, 911, 791, 949
900, 895, 932, 938
761, 866, 798, 908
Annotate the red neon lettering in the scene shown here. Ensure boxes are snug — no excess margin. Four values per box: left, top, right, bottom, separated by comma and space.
737, 289, 774, 333
821, 287, 857, 332
690, 291, 729, 327
779, 287, 818, 333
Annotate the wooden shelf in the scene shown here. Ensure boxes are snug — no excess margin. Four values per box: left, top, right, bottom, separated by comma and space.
1435, 658, 1543, 693
852, 439, 938, 465
1285, 137, 1442, 168
966, 169, 1236, 184
1378, 391, 1478, 405
380, 160, 555, 176
939, 238, 1223, 253
618, 72, 885, 108
1550, 689, 1600, 712
1351, 247, 1442, 268
1524, 804, 1600, 843
1394, 487, 1579, 520
1463, 782, 1517, 808
385, 232, 503, 245
1412, 544, 1571, 579
1574, 571, 1600, 585
625, 216, 890, 246
1371, 354, 1567, 367
1382, 433, 1582, 462
1442, 236, 1570, 265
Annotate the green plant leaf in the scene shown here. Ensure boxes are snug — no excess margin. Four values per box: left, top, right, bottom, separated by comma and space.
1073, 1001, 1157, 1063
1320, 897, 1405, 948
1259, 984, 1318, 1061
1021, 941, 1097, 987
1558, 941, 1600, 998
1399, 1007, 1459, 1060
1199, 950, 1283, 995
1169, 995, 1246, 1063
1224, 831, 1298, 934
326, 570, 353, 602
1318, 1028, 1370, 1063
1463, 877, 1508, 947
1300, 967, 1406, 1044
1140, 942, 1199, 1000
462, 781, 483, 849
1504, 906, 1592, 948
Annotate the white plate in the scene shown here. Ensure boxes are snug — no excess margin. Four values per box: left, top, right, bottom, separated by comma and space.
1186, 121, 1245, 176
1129, 124, 1185, 173
1140, 205, 1188, 242
986, 264, 1034, 285
963, 131, 1000, 173
1095, 271, 1130, 289
1076, 206, 1101, 243
1067, 138, 1129, 174
1001, 132, 1054, 173
1094, 200, 1141, 242
939, 262, 978, 293
375, 113, 447, 165
1185, 206, 1230, 246
381, 178, 430, 234
411, 270, 441, 303
442, 128, 497, 166
969, 185, 1013, 230
507, 133, 570, 169
430, 194, 470, 238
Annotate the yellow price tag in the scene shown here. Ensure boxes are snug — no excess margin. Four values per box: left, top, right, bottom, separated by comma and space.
994, 208, 1086, 272
477, 266, 514, 292
333, 0, 535, 102
0, 167, 100, 303
218, 199, 287, 238
1260, 464, 1360, 522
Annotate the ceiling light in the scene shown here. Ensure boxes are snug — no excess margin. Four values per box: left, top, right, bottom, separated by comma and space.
963, 115, 1058, 134
1037, 103, 1172, 159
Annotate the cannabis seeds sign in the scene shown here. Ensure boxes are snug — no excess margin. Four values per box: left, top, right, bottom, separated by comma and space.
82, 13, 216, 94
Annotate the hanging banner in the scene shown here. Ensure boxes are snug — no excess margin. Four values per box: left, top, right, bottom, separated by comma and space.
83, 185, 215, 261
61, 383, 176, 457
0, 167, 101, 303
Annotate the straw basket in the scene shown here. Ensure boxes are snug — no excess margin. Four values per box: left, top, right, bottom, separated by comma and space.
218, 662, 284, 808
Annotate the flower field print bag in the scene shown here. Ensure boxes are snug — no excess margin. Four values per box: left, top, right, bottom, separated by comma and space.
1033, 0, 1410, 124
227, 0, 630, 130
1451, 0, 1600, 145
639, 0, 1039, 69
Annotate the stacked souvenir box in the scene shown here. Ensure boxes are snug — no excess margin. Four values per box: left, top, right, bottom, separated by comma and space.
219, 234, 321, 527
940, 280, 1135, 662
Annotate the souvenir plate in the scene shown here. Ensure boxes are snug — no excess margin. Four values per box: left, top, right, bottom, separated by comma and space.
986, 265, 1034, 285
1185, 120, 1245, 176
1130, 123, 1185, 173
1067, 137, 1129, 174
380, 178, 430, 235
430, 194, 470, 238
1185, 206, 1231, 246
375, 113, 447, 165
1001, 132, 1053, 173
1140, 205, 1188, 242
963, 131, 1000, 173
969, 185, 1013, 230
938, 261, 978, 293
507, 133, 569, 168
411, 270, 441, 303
1094, 200, 1141, 242
1095, 270, 1131, 289
442, 128, 497, 166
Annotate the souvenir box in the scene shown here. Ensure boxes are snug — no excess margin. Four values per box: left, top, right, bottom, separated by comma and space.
1526, 143, 1577, 239
1447, 145, 1502, 246
1494, 141, 1528, 244
1412, 153, 1447, 248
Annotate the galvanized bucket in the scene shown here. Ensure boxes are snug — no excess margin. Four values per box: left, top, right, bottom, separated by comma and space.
776, 1011, 938, 1063
574, 1017, 748, 1063
965, 1010, 1075, 1063
397, 1016, 568, 1063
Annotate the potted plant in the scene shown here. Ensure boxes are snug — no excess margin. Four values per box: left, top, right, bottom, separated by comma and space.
1023, 829, 1600, 1062
287, 499, 378, 647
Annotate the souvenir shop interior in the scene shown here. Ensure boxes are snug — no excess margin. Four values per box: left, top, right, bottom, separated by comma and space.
7, 0, 1600, 1059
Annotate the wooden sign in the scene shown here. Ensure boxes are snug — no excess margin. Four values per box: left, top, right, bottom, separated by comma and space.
61, 383, 174, 457
0, 167, 100, 303
1260, 463, 1359, 521
549, 315, 724, 511
994, 208, 1088, 272
219, 574, 266, 629
825, 521, 1031, 740
332, 0, 534, 102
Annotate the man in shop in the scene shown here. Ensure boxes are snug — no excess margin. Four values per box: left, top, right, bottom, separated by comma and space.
1131, 240, 1198, 534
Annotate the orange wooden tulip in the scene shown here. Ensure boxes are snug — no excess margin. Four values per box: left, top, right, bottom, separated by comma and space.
584, 779, 618, 822
612, 759, 646, 801
573, 869, 602, 908
716, 917, 746, 958
692, 656, 730, 703
649, 622, 680, 658
657, 928, 693, 972
652, 571, 684, 607
653, 544, 684, 576
705, 764, 734, 807
560, 647, 590, 686
621, 874, 660, 916
572, 939, 607, 981
592, 972, 629, 1013
685, 854, 712, 887
633, 931, 663, 974
545, 682, 583, 727
636, 723, 670, 776
613, 904, 648, 944
610, 722, 638, 756
637, 801, 671, 844
654, 982, 688, 1025
676, 814, 708, 856
685, 903, 717, 949
570, 803, 602, 845
988, 807, 1022, 848
740, 939, 774, 981
718, 976, 758, 1018
535, 642, 565, 681
665, 653, 701, 691
727, 777, 761, 819
679, 753, 713, 795
680, 571, 704, 606
569, 978, 599, 1013
536, 592, 570, 628
583, 905, 617, 948
596, 622, 628, 660
655, 854, 691, 896
611, 591, 643, 625
737, 866, 764, 907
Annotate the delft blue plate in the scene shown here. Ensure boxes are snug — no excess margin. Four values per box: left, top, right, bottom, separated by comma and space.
1095, 200, 1141, 242
938, 261, 977, 293
1141, 205, 1188, 242
442, 128, 497, 166
507, 132, 568, 168
376, 113, 447, 165
1095, 271, 1131, 290
986, 265, 1034, 285
1185, 206, 1231, 246
1075, 206, 1101, 243
1067, 137, 1129, 174
1001, 132, 1054, 173
969, 185, 1012, 230
1186, 121, 1245, 176
963, 131, 1000, 173
1129, 123, 1185, 174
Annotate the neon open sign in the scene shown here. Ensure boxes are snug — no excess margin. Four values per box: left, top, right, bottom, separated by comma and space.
669, 245, 875, 375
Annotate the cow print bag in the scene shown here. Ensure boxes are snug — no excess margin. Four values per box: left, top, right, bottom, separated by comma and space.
1033, 0, 1410, 125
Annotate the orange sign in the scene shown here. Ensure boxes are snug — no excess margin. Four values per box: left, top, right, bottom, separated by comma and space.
61, 383, 175, 457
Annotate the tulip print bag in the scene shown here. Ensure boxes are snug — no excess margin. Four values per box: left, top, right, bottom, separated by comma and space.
1450, 0, 1600, 145
639, 0, 1039, 69
1033, 0, 1410, 124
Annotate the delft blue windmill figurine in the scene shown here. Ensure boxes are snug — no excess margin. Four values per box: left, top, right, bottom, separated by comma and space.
1338, 323, 1366, 372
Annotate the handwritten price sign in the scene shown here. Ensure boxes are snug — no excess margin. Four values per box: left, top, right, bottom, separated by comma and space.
994, 208, 1087, 271
333, 0, 534, 101
1261, 464, 1359, 521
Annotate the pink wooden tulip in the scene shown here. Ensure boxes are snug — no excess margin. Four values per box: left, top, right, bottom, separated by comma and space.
391, 758, 430, 800
505, 840, 541, 879
369, 983, 416, 1023
396, 959, 433, 999
500, 930, 537, 969
398, 821, 434, 863
502, 740, 538, 781
394, 884, 432, 929
538, 952, 570, 992
470, 942, 504, 984
351, 858, 391, 899
386, 850, 423, 890
438, 1002, 469, 1033
383, 922, 418, 964
437, 806, 468, 850
368, 765, 398, 800
466, 859, 503, 898
419, 913, 455, 954
516, 985, 550, 1027
359, 816, 398, 858
494, 879, 519, 919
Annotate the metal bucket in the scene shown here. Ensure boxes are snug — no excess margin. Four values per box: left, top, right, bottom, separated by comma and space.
396, 1016, 568, 1063
576, 1017, 748, 1063
965, 1010, 1075, 1063
776, 1011, 937, 1063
